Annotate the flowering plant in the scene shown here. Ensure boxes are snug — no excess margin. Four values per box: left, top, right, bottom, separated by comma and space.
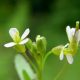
4, 21, 80, 80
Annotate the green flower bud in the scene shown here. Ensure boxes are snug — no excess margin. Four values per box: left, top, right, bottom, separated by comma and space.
31, 42, 37, 54
26, 39, 33, 50
36, 35, 47, 55
26, 39, 37, 55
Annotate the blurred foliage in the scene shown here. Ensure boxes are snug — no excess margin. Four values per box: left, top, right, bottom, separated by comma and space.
0, 0, 80, 80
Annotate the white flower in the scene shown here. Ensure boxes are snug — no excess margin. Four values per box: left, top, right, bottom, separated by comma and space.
59, 25, 80, 64
59, 43, 73, 64
4, 28, 30, 48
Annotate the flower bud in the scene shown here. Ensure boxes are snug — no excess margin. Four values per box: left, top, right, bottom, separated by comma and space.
31, 42, 37, 54
26, 39, 33, 50
36, 35, 47, 55
26, 39, 37, 55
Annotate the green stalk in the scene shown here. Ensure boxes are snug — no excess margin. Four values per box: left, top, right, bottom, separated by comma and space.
43, 51, 52, 67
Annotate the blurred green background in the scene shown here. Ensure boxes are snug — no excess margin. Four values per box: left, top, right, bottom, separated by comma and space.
0, 0, 80, 80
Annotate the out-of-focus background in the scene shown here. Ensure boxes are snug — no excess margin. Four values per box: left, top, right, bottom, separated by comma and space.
0, 0, 80, 80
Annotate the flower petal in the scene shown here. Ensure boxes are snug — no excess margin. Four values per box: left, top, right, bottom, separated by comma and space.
66, 26, 75, 42
9, 28, 20, 41
70, 28, 75, 36
19, 38, 29, 45
66, 26, 71, 42
14, 54, 37, 80
4, 42, 16, 48
66, 54, 73, 64
59, 50, 64, 60
21, 28, 30, 40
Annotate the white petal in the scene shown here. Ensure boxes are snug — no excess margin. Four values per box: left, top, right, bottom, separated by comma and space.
66, 26, 75, 42
19, 38, 29, 45
66, 26, 71, 42
14, 54, 37, 80
4, 42, 16, 48
9, 28, 20, 41
60, 50, 64, 60
66, 54, 73, 64
21, 28, 30, 40
70, 28, 75, 36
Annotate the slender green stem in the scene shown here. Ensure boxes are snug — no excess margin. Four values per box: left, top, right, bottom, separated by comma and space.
43, 51, 52, 67
37, 55, 43, 80
37, 51, 52, 80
